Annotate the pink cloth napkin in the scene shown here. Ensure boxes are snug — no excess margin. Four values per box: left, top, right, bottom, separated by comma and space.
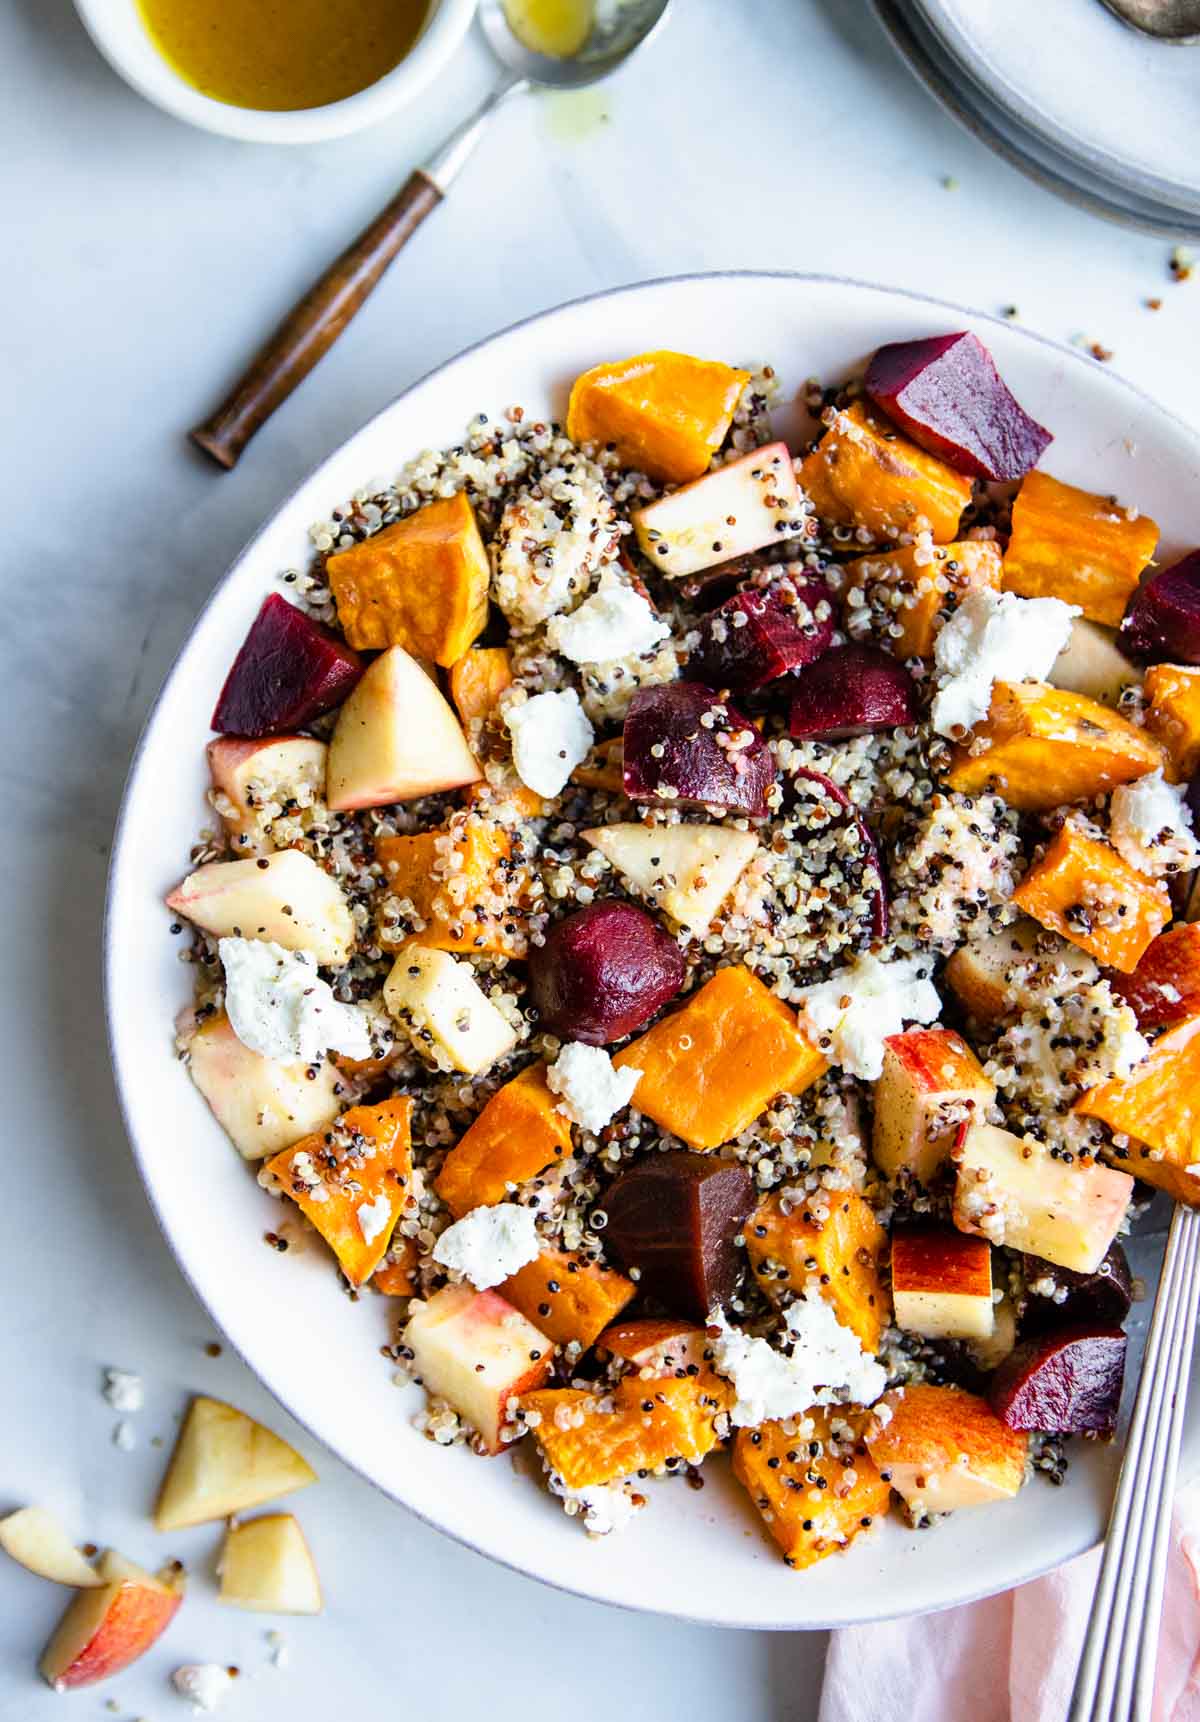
819, 1479, 1200, 1722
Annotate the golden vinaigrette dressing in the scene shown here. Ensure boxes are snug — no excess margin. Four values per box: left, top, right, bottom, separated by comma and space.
504, 0, 594, 58
136, 0, 429, 111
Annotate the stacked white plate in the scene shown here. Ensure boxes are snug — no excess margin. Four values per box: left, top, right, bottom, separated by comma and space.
871, 0, 1200, 237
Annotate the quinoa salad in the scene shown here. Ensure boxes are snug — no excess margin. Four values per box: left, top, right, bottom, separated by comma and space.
165, 334, 1200, 1570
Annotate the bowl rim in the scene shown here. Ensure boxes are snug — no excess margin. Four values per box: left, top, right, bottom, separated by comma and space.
71, 0, 478, 144
104, 270, 1200, 1627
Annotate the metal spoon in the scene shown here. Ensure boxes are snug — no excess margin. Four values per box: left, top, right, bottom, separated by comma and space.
1098, 0, 1200, 41
191, 0, 672, 469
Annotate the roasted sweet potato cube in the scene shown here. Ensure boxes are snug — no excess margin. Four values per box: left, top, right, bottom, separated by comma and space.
798, 401, 972, 545
434, 1064, 574, 1217
499, 1248, 635, 1351
571, 737, 625, 795
891, 1229, 993, 1341
1143, 664, 1200, 784
448, 646, 514, 729
520, 1374, 729, 1489
375, 816, 524, 958
1012, 824, 1171, 974
613, 965, 827, 1150
266, 1097, 413, 1286
733, 1409, 889, 1571
1002, 471, 1159, 627
843, 539, 1002, 660
372, 1236, 418, 1296
943, 918, 1098, 1027
463, 780, 547, 821
566, 350, 749, 485
872, 1028, 995, 1184
1108, 924, 1200, 1030
597, 1319, 713, 1377
1077, 1013, 1200, 1206
866, 1384, 1026, 1513
604, 1152, 756, 1320
953, 1122, 1132, 1274
325, 491, 490, 664
945, 682, 1164, 812
745, 1190, 890, 1353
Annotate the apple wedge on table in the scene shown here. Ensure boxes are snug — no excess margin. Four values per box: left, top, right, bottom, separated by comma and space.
40, 1551, 182, 1691
0, 1506, 102, 1588
154, 1396, 316, 1533
219, 1513, 322, 1615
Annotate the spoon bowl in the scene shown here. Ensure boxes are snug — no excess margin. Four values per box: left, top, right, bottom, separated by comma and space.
1098, 0, 1200, 41
478, 0, 672, 86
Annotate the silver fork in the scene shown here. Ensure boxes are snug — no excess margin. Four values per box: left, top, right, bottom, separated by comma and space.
1069, 1204, 1200, 1721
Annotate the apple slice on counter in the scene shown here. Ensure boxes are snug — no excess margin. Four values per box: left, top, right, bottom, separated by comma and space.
581, 822, 758, 935
219, 1514, 322, 1615
206, 734, 328, 857
0, 1507, 101, 1588
154, 1396, 316, 1533
402, 1284, 552, 1454
326, 644, 482, 812
165, 849, 355, 966
40, 1550, 182, 1691
632, 442, 800, 578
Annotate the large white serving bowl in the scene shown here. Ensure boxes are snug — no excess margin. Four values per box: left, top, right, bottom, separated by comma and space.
105, 273, 1200, 1629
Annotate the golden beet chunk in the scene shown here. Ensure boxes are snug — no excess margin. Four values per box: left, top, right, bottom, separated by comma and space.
843, 539, 1002, 659
326, 491, 490, 664
499, 1247, 635, 1351
375, 814, 525, 958
566, 350, 749, 485
1144, 664, 1200, 784
266, 1097, 413, 1286
866, 1384, 1026, 1514
448, 645, 514, 729
745, 1190, 890, 1353
733, 1409, 890, 1571
1077, 1013, 1200, 1206
945, 681, 1164, 812
613, 965, 827, 1151
1002, 471, 1159, 627
435, 1063, 573, 1218
521, 1374, 729, 1489
1012, 823, 1170, 974
798, 401, 971, 545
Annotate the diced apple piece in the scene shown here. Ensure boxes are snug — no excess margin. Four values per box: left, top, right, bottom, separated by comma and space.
970, 1293, 1018, 1373
40, 1550, 182, 1691
383, 948, 516, 1076
219, 1514, 322, 1615
1050, 618, 1140, 708
1108, 923, 1200, 1030
872, 1028, 995, 1185
402, 1283, 552, 1454
184, 1011, 344, 1161
891, 1229, 994, 1341
206, 735, 328, 857
943, 918, 1098, 1027
952, 1123, 1133, 1274
0, 1507, 101, 1588
866, 1384, 1026, 1513
165, 849, 354, 966
326, 645, 481, 812
154, 1396, 316, 1532
631, 442, 800, 579
581, 821, 757, 935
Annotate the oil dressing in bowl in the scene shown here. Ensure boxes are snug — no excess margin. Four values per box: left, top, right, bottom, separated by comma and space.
135, 0, 430, 111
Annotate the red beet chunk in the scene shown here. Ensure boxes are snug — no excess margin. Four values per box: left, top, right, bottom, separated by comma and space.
212, 594, 364, 738
1118, 550, 1200, 666
688, 575, 835, 694
989, 1325, 1126, 1436
1019, 1244, 1133, 1336
603, 1152, 755, 1319
790, 766, 888, 940
866, 331, 1052, 482
622, 682, 776, 818
527, 900, 685, 1046
788, 644, 918, 741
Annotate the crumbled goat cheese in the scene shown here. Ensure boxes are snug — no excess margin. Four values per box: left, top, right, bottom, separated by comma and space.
112, 1420, 136, 1451
931, 588, 1079, 737
549, 1472, 638, 1535
1109, 770, 1199, 876
546, 574, 669, 665
219, 937, 372, 1064
505, 688, 594, 798
708, 1298, 886, 1427
172, 1664, 235, 1713
432, 1202, 540, 1290
797, 952, 941, 1080
103, 1368, 144, 1413
356, 1192, 393, 1247
546, 1042, 641, 1134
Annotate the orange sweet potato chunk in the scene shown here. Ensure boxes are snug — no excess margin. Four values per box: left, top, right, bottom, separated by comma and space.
266, 1096, 413, 1286
745, 1191, 891, 1353
326, 491, 490, 664
499, 1248, 635, 1351
1012, 824, 1171, 974
1076, 1013, 1200, 1205
865, 1384, 1026, 1511
1144, 664, 1200, 785
566, 350, 749, 485
613, 965, 827, 1150
572, 738, 625, 795
435, 1064, 573, 1218
843, 539, 1003, 660
733, 1409, 889, 1571
375, 814, 524, 958
945, 681, 1164, 811
521, 1374, 730, 1489
798, 401, 972, 545
1109, 923, 1200, 1030
448, 646, 514, 729
1002, 471, 1159, 627
373, 1236, 418, 1296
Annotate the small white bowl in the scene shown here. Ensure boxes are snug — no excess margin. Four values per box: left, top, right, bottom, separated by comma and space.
72, 0, 477, 145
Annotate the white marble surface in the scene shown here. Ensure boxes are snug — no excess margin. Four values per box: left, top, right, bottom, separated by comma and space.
1, 0, 1194, 1717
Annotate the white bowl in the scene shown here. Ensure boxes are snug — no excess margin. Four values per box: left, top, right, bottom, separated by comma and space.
105, 273, 1200, 1628
72, 0, 476, 144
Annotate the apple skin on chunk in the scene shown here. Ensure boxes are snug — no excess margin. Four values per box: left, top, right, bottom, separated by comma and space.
603, 1151, 755, 1320
0, 1507, 102, 1588
402, 1284, 552, 1455
219, 1514, 322, 1615
866, 1383, 1027, 1514
165, 849, 355, 966
154, 1395, 316, 1533
326, 644, 481, 812
206, 734, 327, 857
872, 1028, 996, 1186
891, 1228, 994, 1342
632, 442, 800, 579
988, 1326, 1126, 1437
40, 1550, 183, 1692
526, 899, 685, 1045
211, 593, 363, 738
622, 681, 776, 818
183, 1011, 344, 1162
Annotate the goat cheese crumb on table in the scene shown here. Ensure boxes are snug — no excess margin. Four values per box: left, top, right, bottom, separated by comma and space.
1109, 769, 1199, 876
219, 937, 372, 1063
546, 1042, 641, 1133
708, 1298, 886, 1427
171, 1663, 236, 1712
103, 1367, 144, 1413
798, 951, 941, 1080
546, 573, 669, 665
505, 687, 594, 798
432, 1202, 540, 1289
931, 587, 1079, 737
